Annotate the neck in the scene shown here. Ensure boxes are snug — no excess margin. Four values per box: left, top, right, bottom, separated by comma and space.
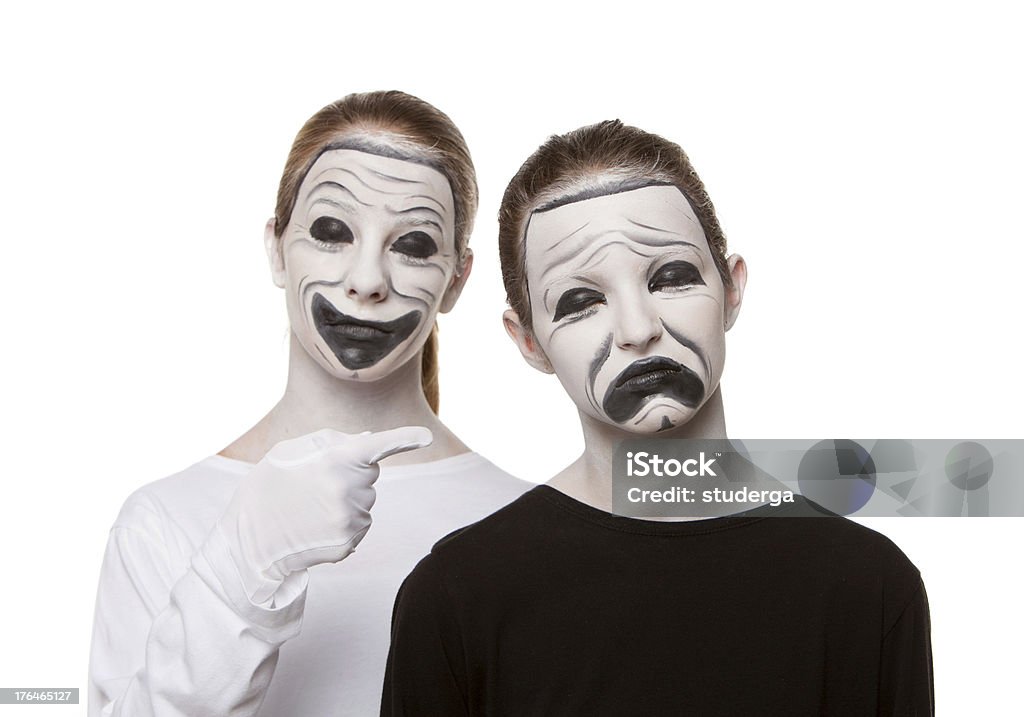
221, 333, 468, 464
549, 387, 728, 511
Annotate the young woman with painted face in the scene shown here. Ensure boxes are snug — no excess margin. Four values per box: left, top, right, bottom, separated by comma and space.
382, 121, 933, 715
88, 91, 528, 716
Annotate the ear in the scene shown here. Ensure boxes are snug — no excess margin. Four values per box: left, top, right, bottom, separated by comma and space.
439, 248, 474, 313
503, 308, 554, 374
263, 217, 286, 288
724, 254, 748, 331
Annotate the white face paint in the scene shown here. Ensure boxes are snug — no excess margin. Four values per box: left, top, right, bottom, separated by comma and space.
523, 184, 730, 433
278, 148, 459, 381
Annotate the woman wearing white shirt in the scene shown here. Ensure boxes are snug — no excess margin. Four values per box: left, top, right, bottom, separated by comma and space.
88, 90, 527, 716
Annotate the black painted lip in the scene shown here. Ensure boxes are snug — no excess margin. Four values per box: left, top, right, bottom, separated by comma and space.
319, 311, 394, 333
311, 292, 422, 370
613, 356, 683, 388
602, 355, 705, 423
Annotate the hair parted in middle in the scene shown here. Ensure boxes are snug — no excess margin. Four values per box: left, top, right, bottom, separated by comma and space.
498, 120, 731, 333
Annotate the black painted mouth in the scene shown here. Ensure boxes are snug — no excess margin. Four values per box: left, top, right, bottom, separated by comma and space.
311, 292, 422, 370
602, 356, 705, 423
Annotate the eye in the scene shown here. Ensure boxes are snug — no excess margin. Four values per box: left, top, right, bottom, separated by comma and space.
391, 231, 438, 259
309, 216, 354, 245
648, 260, 705, 293
553, 288, 606, 321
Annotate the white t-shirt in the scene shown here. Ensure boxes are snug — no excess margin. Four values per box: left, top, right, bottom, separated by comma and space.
89, 452, 529, 716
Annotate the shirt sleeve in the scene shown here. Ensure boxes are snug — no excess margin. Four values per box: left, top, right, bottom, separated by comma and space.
88, 505, 308, 717
380, 554, 469, 717
879, 578, 935, 716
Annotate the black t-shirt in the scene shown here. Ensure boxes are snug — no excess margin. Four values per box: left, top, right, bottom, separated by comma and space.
382, 486, 933, 716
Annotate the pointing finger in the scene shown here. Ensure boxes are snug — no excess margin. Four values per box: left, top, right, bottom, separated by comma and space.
354, 426, 434, 465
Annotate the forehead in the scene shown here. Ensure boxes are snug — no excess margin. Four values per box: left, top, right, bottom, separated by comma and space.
298, 148, 455, 217
524, 184, 709, 273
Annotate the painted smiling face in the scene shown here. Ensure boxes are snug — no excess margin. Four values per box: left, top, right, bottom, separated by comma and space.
271, 148, 461, 380
516, 184, 739, 433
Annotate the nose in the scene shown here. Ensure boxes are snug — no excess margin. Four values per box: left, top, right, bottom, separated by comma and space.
345, 245, 389, 304
614, 292, 662, 352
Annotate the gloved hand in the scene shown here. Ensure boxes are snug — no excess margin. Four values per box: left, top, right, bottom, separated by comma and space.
217, 426, 432, 604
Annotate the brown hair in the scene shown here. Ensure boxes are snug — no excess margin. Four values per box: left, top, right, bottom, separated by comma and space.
498, 120, 730, 333
274, 91, 478, 413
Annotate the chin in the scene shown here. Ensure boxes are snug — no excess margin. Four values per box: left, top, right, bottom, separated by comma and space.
332, 340, 432, 383
615, 400, 697, 434
323, 354, 406, 382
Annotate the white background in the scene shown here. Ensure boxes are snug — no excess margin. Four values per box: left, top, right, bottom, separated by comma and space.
1, 1, 1021, 713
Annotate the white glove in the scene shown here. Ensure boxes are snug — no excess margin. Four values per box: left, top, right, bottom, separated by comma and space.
217, 426, 432, 605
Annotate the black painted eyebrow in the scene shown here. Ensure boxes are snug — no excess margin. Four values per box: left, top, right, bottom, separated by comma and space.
310, 196, 360, 214
623, 234, 700, 250
305, 180, 371, 207
539, 240, 661, 282
369, 168, 423, 184
312, 166, 408, 196
408, 194, 448, 214
628, 216, 697, 232
388, 203, 446, 225
649, 246, 707, 274
543, 221, 591, 254
395, 216, 444, 234
381, 205, 444, 235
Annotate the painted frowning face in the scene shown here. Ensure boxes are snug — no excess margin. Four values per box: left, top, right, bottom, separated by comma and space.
520, 184, 735, 433
273, 148, 461, 380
